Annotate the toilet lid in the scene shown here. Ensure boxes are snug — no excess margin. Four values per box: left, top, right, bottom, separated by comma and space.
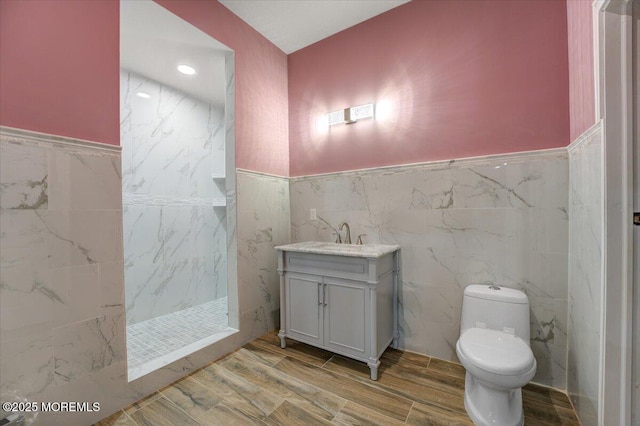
458, 328, 535, 376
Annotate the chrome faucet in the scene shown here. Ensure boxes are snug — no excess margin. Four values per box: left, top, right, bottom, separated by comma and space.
339, 222, 351, 244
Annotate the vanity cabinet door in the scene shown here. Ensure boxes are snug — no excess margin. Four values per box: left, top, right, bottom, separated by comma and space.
285, 273, 323, 346
323, 277, 368, 359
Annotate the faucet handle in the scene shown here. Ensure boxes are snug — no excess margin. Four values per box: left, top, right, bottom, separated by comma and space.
356, 234, 366, 245
334, 232, 342, 244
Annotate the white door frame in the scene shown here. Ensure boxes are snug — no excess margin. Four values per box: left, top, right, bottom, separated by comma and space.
632, 2, 639, 422
594, 0, 634, 424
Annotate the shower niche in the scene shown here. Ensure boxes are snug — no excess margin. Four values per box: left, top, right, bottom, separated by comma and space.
120, 0, 237, 381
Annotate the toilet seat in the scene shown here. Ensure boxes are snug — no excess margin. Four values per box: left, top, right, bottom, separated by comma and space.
456, 328, 536, 389
458, 328, 534, 375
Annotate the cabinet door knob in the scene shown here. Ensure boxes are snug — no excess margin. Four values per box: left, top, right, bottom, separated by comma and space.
318, 283, 323, 305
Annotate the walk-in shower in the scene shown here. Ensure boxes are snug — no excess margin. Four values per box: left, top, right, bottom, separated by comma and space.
120, 0, 237, 381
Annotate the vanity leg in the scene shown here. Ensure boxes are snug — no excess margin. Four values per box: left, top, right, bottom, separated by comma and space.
278, 330, 286, 348
392, 251, 400, 349
277, 251, 287, 349
367, 359, 381, 381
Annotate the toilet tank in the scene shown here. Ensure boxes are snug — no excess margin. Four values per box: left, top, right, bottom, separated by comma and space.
460, 285, 531, 343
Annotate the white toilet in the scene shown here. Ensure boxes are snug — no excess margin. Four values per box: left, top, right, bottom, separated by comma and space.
456, 284, 536, 426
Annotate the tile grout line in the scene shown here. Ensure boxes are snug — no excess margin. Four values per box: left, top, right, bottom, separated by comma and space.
263, 398, 286, 420
330, 398, 349, 424
405, 401, 416, 424
182, 374, 230, 424
305, 355, 416, 421
116, 409, 140, 426
425, 356, 431, 370
168, 367, 243, 424
320, 354, 335, 369
157, 394, 202, 425
217, 356, 288, 422
244, 349, 352, 424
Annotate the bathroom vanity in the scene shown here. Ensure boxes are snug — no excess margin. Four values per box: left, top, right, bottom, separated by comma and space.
275, 241, 400, 380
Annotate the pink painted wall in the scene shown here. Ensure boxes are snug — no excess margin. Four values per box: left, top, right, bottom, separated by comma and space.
288, 0, 570, 176
155, 0, 289, 176
0, 0, 120, 145
0, 0, 289, 175
567, 0, 596, 142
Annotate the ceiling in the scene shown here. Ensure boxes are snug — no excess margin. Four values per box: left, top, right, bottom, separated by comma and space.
219, 0, 410, 54
120, 1, 229, 107
120, 0, 410, 106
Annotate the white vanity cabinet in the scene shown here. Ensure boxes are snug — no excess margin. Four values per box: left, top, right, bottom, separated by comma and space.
275, 242, 400, 380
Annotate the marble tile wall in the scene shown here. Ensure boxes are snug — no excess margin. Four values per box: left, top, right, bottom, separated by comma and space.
0, 128, 125, 421
290, 150, 569, 388
567, 122, 603, 425
236, 170, 291, 337
120, 71, 227, 324
0, 126, 291, 425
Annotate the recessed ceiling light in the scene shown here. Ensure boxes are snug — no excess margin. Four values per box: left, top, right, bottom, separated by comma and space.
177, 64, 197, 75
136, 92, 151, 99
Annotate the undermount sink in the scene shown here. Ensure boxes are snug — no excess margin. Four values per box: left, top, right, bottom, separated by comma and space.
275, 241, 400, 258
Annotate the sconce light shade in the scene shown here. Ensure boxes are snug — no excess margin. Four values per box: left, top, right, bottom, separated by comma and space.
327, 109, 345, 126
350, 103, 374, 121
327, 103, 375, 126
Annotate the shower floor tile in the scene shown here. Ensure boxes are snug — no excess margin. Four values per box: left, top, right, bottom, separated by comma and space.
127, 298, 236, 381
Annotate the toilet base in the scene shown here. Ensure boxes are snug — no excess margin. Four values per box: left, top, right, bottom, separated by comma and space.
463, 372, 524, 426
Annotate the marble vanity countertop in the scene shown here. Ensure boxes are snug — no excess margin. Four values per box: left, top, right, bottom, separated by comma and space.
275, 241, 400, 258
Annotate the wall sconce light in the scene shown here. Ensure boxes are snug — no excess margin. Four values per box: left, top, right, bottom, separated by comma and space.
327, 103, 375, 126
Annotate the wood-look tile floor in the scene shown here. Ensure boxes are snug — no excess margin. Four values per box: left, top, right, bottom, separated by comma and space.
96, 331, 580, 425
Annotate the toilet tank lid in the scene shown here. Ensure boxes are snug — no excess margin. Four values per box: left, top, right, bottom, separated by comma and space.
464, 285, 528, 304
